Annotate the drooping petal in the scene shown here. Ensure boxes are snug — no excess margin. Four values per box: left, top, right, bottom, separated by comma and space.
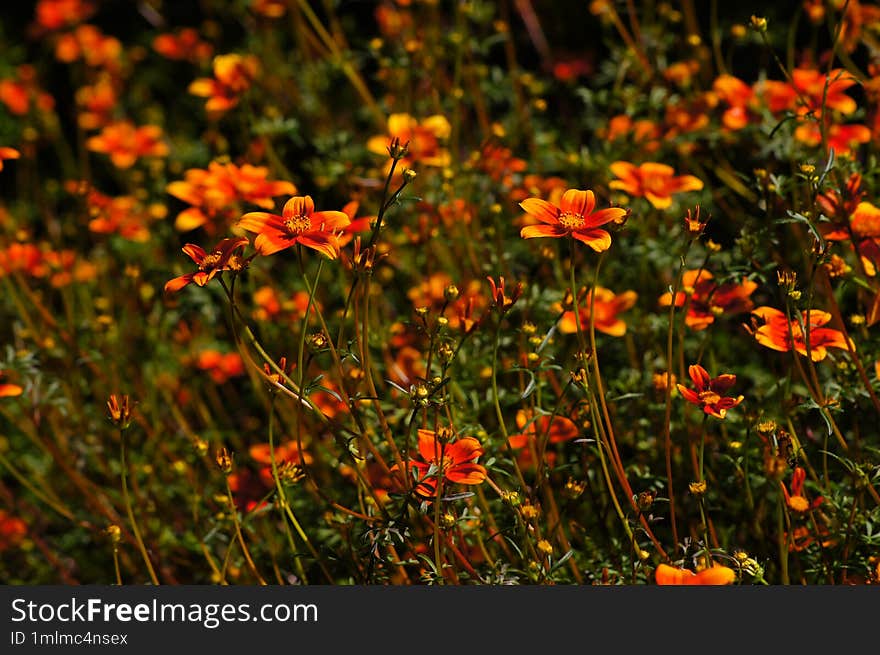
164, 273, 195, 294
571, 228, 611, 251
254, 232, 295, 256
181, 243, 207, 264
298, 234, 340, 259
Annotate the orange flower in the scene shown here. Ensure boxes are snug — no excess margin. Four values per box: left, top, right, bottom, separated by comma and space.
78, 186, 163, 242
249, 441, 312, 488
823, 200, 880, 275
367, 113, 451, 169
86, 122, 168, 169
677, 364, 743, 419
35, 0, 95, 31
153, 28, 213, 63
54, 24, 122, 70
750, 306, 852, 361
781, 466, 823, 513
0, 370, 23, 398
194, 350, 245, 384
237, 195, 350, 258
0, 147, 20, 172
167, 161, 297, 233
508, 409, 578, 468
658, 270, 757, 331
791, 67, 859, 116
189, 53, 260, 117
655, 563, 735, 585
712, 75, 758, 130
558, 286, 637, 336
0, 510, 27, 551
519, 188, 626, 251
74, 76, 117, 130
609, 161, 703, 209
0, 66, 55, 115
401, 429, 487, 499
164, 236, 248, 294
794, 121, 871, 156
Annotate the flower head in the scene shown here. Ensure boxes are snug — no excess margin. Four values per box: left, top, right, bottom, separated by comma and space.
558, 286, 637, 336
677, 364, 743, 419
750, 306, 852, 361
781, 466, 823, 513
609, 162, 703, 209
238, 195, 350, 258
519, 188, 626, 251
86, 121, 168, 169
164, 236, 248, 294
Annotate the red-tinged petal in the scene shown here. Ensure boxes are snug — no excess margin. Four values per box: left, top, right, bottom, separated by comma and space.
446, 437, 484, 464
446, 462, 487, 485
181, 243, 207, 264
711, 374, 737, 393
609, 161, 637, 182
311, 210, 351, 232
755, 327, 791, 352
417, 429, 439, 463
254, 232, 295, 256
238, 211, 284, 233
521, 224, 568, 239
298, 234, 340, 259
216, 236, 249, 258
192, 270, 215, 287
655, 564, 696, 585
164, 273, 194, 294
560, 189, 594, 216
547, 416, 579, 443
688, 364, 711, 390
677, 385, 700, 404
585, 207, 627, 228
283, 195, 314, 220
519, 198, 560, 225
572, 228, 611, 252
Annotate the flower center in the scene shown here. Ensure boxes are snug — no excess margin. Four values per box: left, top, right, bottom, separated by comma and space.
788, 496, 810, 513
557, 211, 585, 230
199, 252, 222, 271
698, 390, 721, 405
284, 214, 311, 236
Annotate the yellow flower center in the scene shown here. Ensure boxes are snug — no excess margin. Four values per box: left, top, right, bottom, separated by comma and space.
199, 252, 222, 271
284, 214, 312, 236
698, 390, 721, 405
557, 211, 585, 230
788, 496, 810, 513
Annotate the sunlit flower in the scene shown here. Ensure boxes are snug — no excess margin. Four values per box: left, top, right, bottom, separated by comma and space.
164, 236, 248, 294
609, 161, 703, 209
55, 24, 122, 70
86, 121, 169, 169
519, 188, 626, 251
167, 161, 297, 233
237, 195, 350, 258
677, 364, 743, 419
367, 113, 451, 169
249, 441, 312, 488
658, 269, 757, 331
823, 200, 880, 275
791, 67, 859, 116
750, 306, 852, 361
655, 563, 735, 585
712, 74, 758, 130
399, 428, 487, 499
34, 0, 95, 31
558, 286, 637, 336
189, 53, 260, 117
794, 121, 872, 156
782, 466, 823, 513
0, 65, 55, 115
74, 76, 117, 130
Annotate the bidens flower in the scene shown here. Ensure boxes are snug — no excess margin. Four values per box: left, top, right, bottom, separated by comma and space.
750, 306, 852, 361
609, 161, 703, 209
164, 236, 248, 294
677, 364, 743, 419
519, 188, 626, 252
398, 428, 487, 499
238, 195, 350, 259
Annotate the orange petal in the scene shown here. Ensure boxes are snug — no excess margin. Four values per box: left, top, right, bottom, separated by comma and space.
521, 224, 567, 239
519, 198, 560, 225
572, 228, 611, 252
